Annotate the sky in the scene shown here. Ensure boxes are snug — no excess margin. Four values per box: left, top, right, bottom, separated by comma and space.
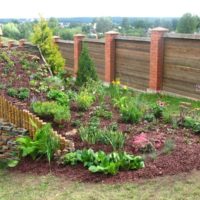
1, 0, 199, 18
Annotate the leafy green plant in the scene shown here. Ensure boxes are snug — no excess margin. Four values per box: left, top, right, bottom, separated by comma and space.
76, 90, 95, 111
152, 101, 165, 119
0, 83, 6, 90
120, 105, 142, 123
61, 149, 144, 175
7, 87, 30, 100
100, 130, 125, 151
93, 106, 113, 119
7, 87, 18, 97
79, 117, 125, 151
76, 44, 98, 86
31, 17, 65, 74
79, 117, 101, 144
17, 123, 60, 164
47, 89, 69, 106
108, 122, 118, 131
161, 139, 175, 155
143, 113, 155, 122
0, 52, 14, 68
183, 117, 200, 134
17, 88, 30, 100
71, 119, 82, 128
31, 101, 71, 123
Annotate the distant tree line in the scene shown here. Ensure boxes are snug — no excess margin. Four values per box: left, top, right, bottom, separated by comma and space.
1, 13, 200, 41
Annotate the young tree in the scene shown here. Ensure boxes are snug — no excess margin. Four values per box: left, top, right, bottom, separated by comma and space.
32, 17, 65, 74
95, 17, 113, 33
76, 44, 98, 86
177, 13, 198, 33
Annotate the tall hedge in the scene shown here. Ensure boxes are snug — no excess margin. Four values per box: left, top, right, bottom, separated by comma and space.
76, 44, 98, 86
32, 17, 65, 74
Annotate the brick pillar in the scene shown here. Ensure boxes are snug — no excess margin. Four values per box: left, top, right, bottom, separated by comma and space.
8, 40, 14, 49
74, 34, 85, 77
53, 36, 60, 44
105, 31, 119, 83
19, 39, 26, 47
149, 27, 168, 91
0, 41, 3, 48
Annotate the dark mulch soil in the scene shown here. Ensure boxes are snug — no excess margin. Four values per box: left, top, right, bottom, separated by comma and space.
2, 48, 200, 183
11, 122, 200, 183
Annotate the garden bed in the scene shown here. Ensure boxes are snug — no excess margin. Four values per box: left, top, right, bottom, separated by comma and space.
1, 47, 200, 182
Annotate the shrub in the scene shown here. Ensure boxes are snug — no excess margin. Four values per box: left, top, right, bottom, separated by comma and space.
76, 90, 95, 111
17, 88, 30, 100
7, 88, 18, 97
17, 123, 60, 164
31, 17, 65, 74
76, 44, 98, 86
47, 89, 69, 106
31, 101, 71, 123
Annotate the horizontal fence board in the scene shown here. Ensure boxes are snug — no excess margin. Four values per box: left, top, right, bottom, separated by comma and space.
164, 56, 200, 70
57, 42, 74, 70
116, 40, 150, 52
116, 39, 150, 91
163, 37, 200, 99
116, 74, 149, 90
83, 41, 105, 81
163, 79, 200, 99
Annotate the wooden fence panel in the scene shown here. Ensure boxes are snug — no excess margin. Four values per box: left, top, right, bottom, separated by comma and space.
115, 38, 150, 90
56, 40, 74, 74
83, 40, 105, 81
163, 38, 200, 99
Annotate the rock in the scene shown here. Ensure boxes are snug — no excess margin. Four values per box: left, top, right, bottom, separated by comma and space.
64, 129, 77, 137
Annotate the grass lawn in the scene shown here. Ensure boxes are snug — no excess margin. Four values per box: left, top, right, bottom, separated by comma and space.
1, 170, 200, 200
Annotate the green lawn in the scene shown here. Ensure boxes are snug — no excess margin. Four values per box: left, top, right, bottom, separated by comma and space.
1, 170, 200, 200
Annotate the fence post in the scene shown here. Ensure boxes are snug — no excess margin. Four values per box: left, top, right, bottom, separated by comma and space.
105, 31, 119, 83
19, 39, 26, 47
74, 34, 85, 77
149, 27, 168, 91
8, 40, 14, 49
53, 36, 60, 44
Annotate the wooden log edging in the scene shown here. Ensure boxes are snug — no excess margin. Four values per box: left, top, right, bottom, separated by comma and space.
0, 96, 74, 150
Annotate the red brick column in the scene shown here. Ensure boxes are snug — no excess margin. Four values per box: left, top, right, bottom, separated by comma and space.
8, 40, 14, 49
74, 34, 85, 77
19, 39, 26, 47
149, 27, 168, 91
105, 31, 119, 83
53, 36, 60, 44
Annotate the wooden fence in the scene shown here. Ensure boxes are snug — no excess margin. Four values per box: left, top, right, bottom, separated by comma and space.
163, 34, 200, 99
115, 37, 150, 90
83, 39, 105, 80
0, 96, 70, 149
54, 31, 200, 100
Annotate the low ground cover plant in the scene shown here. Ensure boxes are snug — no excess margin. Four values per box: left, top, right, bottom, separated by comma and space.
47, 89, 70, 106
76, 90, 95, 111
61, 148, 144, 175
31, 101, 71, 123
7, 87, 30, 100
